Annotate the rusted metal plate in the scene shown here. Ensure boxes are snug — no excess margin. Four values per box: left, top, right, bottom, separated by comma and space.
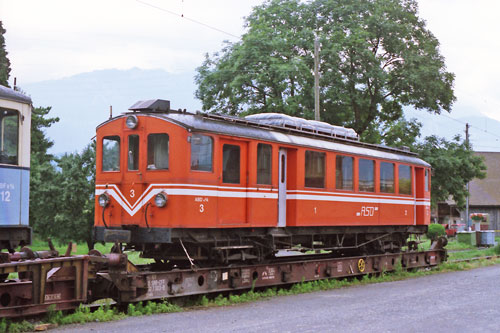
107, 250, 446, 303
0, 255, 90, 318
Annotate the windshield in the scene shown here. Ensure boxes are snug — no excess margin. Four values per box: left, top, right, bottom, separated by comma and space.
0, 109, 19, 165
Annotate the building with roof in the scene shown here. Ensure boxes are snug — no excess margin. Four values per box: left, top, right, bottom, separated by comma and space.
460, 152, 500, 232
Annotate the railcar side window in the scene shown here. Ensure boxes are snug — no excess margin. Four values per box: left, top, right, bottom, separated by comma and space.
399, 165, 412, 195
380, 162, 395, 193
147, 134, 169, 170
0, 109, 19, 165
128, 135, 139, 171
305, 151, 325, 188
223, 144, 240, 184
257, 143, 272, 185
102, 136, 120, 171
336, 155, 353, 190
191, 134, 213, 171
425, 169, 429, 192
359, 159, 375, 192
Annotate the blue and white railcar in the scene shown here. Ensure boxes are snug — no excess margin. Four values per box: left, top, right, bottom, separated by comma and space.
0, 85, 32, 251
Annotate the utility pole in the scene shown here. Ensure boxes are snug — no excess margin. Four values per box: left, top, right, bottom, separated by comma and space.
314, 38, 320, 121
465, 123, 470, 230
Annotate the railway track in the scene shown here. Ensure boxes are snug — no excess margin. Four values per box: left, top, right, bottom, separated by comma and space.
0, 241, 449, 319
449, 255, 499, 263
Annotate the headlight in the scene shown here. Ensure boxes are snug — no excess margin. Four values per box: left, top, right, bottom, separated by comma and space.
99, 193, 110, 207
126, 115, 138, 129
155, 192, 168, 208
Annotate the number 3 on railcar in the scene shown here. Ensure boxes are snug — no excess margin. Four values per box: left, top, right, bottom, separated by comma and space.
0, 86, 32, 252
94, 99, 431, 266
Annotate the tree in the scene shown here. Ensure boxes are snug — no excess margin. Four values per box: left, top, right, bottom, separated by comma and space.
195, 0, 455, 144
53, 143, 96, 249
414, 135, 486, 208
29, 107, 60, 236
0, 21, 11, 87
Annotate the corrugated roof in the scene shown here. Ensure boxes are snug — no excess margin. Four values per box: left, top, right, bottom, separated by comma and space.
469, 152, 500, 206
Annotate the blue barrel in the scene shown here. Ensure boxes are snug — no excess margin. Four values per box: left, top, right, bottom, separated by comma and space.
477, 231, 495, 246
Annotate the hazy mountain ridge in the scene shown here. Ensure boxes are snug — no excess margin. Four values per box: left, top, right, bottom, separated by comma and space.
404, 109, 500, 152
20, 68, 500, 154
22, 68, 202, 154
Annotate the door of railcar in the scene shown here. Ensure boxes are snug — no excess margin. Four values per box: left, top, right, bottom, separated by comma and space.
119, 130, 148, 226
415, 167, 431, 225
218, 139, 248, 225
278, 148, 287, 227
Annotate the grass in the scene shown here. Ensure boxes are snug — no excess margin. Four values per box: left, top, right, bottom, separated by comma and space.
22, 237, 153, 265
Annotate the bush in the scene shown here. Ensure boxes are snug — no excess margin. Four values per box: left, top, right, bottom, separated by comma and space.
427, 224, 446, 241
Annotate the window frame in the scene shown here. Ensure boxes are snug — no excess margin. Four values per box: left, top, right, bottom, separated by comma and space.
425, 168, 429, 192
0, 108, 20, 166
127, 134, 140, 171
190, 134, 214, 172
256, 143, 272, 185
358, 158, 375, 193
380, 161, 395, 194
335, 155, 354, 191
222, 144, 241, 184
304, 150, 326, 189
398, 164, 413, 195
102, 135, 121, 172
147, 133, 170, 171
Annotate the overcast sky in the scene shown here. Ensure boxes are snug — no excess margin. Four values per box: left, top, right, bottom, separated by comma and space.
2, 0, 500, 124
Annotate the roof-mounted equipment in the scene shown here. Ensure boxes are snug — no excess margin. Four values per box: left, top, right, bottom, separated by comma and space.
129, 99, 171, 113
245, 113, 359, 140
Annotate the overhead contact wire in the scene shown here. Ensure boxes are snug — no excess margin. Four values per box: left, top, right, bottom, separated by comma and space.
135, 0, 240, 38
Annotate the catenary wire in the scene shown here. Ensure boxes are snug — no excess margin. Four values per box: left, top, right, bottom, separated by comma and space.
135, 0, 240, 39
135, 1, 500, 148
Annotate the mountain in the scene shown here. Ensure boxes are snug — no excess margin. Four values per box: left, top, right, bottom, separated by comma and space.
404, 108, 500, 152
22, 68, 202, 154
20, 67, 500, 154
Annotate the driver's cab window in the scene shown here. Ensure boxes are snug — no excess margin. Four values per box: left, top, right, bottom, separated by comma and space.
102, 136, 120, 171
0, 109, 19, 165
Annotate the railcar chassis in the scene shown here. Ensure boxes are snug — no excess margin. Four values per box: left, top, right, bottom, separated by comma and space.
0, 239, 446, 318
96, 225, 426, 267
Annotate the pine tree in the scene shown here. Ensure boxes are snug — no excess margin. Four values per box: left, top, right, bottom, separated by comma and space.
0, 21, 12, 87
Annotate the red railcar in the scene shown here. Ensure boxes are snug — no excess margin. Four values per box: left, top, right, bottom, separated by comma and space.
94, 100, 431, 265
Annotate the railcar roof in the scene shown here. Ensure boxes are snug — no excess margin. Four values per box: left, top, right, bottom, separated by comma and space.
99, 111, 430, 167
0, 85, 32, 104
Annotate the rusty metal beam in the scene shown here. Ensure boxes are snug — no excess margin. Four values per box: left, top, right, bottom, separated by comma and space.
0, 255, 91, 318
99, 250, 447, 303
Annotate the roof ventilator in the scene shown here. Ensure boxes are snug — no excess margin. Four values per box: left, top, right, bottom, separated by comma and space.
129, 99, 171, 113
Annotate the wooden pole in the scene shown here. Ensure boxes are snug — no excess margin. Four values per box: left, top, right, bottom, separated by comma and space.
314, 38, 320, 121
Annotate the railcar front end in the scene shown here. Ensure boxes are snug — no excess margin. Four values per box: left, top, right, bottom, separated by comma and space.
0, 86, 32, 251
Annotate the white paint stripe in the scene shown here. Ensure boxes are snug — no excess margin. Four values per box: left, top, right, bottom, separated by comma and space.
96, 183, 430, 217
96, 187, 278, 216
287, 194, 430, 206
287, 189, 424, 201
96, 183, 278, 210
96, 183, 278, 192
